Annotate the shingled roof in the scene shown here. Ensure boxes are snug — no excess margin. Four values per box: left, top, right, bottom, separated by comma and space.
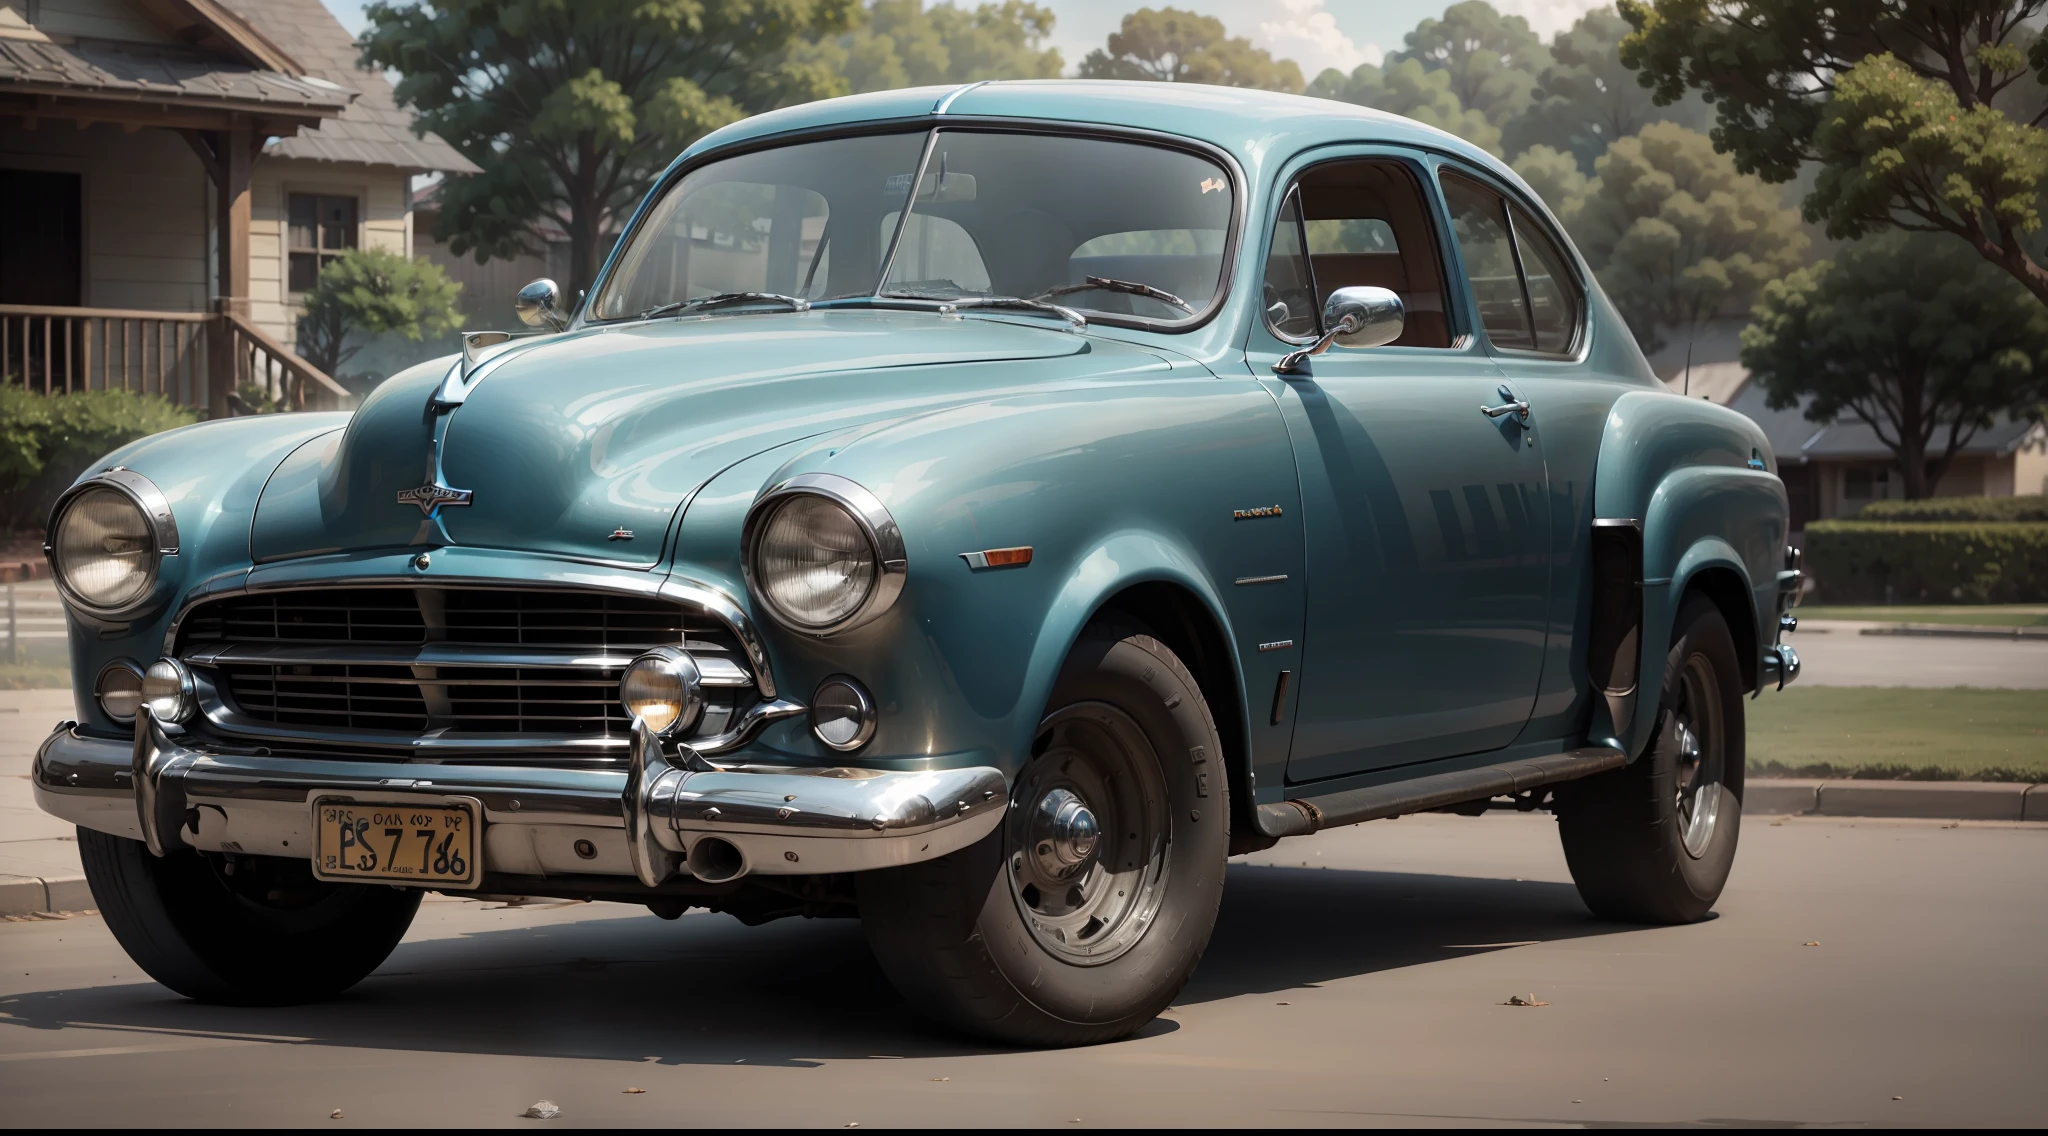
0, 33, 351, 110
215, 0, 478, 174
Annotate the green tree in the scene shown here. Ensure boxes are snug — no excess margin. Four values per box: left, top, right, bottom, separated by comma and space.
295, 249, 464, 379
1077, 7, 1303, 91
1619, 0, 2048, 306
1308, 57, 1501, 154
1743, 233, 2048, 498
361, 0, 856, 296
1385, 0, 1551, 128
1502, 6, 1704, 169
797, 0, 1061, 93
1509, 143, 1589, 214
1561, 122, 1809, 354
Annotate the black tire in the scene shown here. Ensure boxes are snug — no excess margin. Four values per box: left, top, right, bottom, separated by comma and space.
859, 624, 1229, 1046
79, 828, 421, 1005
1557, 594, 1746, 923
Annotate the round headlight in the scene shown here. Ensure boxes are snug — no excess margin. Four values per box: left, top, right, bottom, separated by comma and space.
810, 676, 876, 752
52, 486, 157, 611
620, 648, 703, 736
753, 494, 878, 628
141, 657, 195, 723
95, 661, 145, 723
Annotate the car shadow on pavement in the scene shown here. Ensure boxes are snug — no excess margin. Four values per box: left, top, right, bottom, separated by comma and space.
0, 865, 1629, 1065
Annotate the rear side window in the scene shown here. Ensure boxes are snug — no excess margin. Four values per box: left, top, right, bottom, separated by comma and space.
1508, 202, 1584, 353
1440, 172, 1584, 354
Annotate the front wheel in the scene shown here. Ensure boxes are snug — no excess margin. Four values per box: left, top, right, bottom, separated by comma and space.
858, 625, 1229, 1046
1556, 594, 1746, 923
80, 828, 421, 1005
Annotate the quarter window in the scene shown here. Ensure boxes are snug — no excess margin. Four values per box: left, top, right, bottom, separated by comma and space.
1508, 203, 1584, 353
1441, 173, 1584, 354
287, 194, 358, 292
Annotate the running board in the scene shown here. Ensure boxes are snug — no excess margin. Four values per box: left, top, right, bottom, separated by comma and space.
1256, 746, 1627, 838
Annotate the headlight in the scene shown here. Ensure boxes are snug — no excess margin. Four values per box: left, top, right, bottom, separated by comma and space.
743, 474, 906, 634
141, 657, 195, 723
47, 472, 176, 616
620, 648, 703, 736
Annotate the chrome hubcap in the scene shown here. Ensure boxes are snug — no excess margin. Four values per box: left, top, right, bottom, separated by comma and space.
1006, 704, 1170, 966
1672, 654, 1725, 859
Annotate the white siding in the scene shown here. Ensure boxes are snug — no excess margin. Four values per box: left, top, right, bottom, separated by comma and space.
249, 159, 412, 347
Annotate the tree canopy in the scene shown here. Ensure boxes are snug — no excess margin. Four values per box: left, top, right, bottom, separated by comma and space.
1077, 7, 1302, 91
1308, 57, 1501, 154
295, 248, 463, 380
1742, 233, 2048, 497
1385, 0, 1550, 129
795, 0, 1061, 94
361, 0, 855, 296
1619, 0, 2048, 306
1502, 6, 1704, 171
1542, 122, 1809, 354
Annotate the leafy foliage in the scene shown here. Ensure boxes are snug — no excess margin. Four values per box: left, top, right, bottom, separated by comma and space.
1384, 0, 1550, 129
1309, 57, 1502, 154
1742, 234, 2048, 498
1802, 520, 2048, 603
795, 0, 1061, 93
1618, 0, 2048, 306
1854, 495, 2048, 523
0, 387, 197, 531
1501, 6, 1705, 170
1077, 7, 1302, 91
361, 0, 857, 293
1509, 143, 1590, 213
1553, 122, 1808, 353
295, 249, 463, 379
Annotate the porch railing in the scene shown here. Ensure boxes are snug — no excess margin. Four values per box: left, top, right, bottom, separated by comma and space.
0, 303, 351, 414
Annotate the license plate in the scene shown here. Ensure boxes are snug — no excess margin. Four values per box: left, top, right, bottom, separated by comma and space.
311, 796, 481, 889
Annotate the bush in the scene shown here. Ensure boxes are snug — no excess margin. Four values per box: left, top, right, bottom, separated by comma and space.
1853, 495, 2048, 523
1803, 521, 2048, 603
0, 386, 199, 532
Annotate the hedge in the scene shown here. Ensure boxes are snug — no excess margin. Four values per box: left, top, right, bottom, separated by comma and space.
1803, 521, 2048, 604
0, 386, 199, 532
1853, 495, 2048, 523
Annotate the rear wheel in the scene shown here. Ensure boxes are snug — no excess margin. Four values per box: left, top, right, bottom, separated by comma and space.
79, 828, 420, 1005
859, 624, 1228, 1046
1557, 594, 1745, 923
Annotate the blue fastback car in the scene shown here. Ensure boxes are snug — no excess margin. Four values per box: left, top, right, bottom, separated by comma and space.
35, 80, 1798, 1045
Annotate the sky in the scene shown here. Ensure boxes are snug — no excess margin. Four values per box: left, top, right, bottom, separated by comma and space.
316, 0, 1610, 82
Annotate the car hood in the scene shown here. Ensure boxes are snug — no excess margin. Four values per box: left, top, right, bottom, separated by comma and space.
251, 310, 1168, 566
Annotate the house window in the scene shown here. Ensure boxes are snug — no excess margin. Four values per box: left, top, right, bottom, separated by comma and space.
288, 194, 358, 291
1843, 466, 1891, 501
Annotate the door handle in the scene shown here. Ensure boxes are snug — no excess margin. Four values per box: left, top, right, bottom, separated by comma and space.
1481, 397, 1530, 422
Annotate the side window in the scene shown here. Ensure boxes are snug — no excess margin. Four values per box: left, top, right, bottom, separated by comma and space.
1440, 173, 1534, 351
1508, 203, 1584, 353
1279, 159, 1453, 348
1261, 190, 1318, 339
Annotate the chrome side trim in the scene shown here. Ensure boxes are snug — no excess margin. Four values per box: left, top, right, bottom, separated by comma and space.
932, 80, 991, 115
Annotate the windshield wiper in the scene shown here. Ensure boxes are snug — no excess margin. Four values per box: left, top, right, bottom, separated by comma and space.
1034, 276, 1194, 314
880, 291, 1086, 329
639, 292, 811, 320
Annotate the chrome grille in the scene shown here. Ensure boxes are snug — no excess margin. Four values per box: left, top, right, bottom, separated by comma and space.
176, 586, 755, 754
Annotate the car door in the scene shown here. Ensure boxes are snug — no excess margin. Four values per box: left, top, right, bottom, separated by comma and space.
1247, 150, 1553, 784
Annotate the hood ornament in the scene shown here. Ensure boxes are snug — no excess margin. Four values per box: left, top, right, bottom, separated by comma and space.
398, 434, 472, 517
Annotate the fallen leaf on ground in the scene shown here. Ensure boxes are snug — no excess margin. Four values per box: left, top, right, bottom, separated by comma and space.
1502, 994, 1548, 1006
330, 1111, 343, 1120
932, 1077, 949, 1082
523, 1101, 561, 1120
1803, 941, 1821, 947
1893, 1096, 1903, 1101
623, 1088, 645, 1094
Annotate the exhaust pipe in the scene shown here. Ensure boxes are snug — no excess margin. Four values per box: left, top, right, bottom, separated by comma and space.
687, 836, 747, 883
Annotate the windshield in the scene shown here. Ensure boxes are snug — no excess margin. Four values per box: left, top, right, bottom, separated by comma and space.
593, 129, 1236, 327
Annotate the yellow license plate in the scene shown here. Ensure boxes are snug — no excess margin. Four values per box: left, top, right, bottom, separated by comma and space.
311, 797, 481, 889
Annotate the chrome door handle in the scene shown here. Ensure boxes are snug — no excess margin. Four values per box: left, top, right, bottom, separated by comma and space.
1481, 398, 1530, 422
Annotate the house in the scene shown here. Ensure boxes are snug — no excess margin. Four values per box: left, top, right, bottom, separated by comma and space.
0, 0, 476, 412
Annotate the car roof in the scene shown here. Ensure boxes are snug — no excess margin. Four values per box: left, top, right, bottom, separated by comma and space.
676, 79, 1514, 189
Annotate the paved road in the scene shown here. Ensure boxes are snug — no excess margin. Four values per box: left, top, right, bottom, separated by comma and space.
1786, 621, 2048, 688
1, 812, 2041, 1127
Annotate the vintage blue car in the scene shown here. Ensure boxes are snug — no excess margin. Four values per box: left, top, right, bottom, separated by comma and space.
34, 80, 1799, 1045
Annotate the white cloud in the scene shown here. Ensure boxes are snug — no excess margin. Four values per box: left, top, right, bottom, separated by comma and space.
1258, 0, 1381, 78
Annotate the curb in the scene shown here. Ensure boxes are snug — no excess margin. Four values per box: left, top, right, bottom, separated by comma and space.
1858, 624, 2047, 640
1748, 778, 2047, 822
0, 873, 91, 918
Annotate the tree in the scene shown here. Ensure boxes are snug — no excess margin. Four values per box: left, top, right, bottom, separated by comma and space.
1077, 7, 1303, 91
1501, 6, 1704, 169
1743, 233, 2048, 498
361, 0, 856, 296
1308, 58, 1501, 154
797, 0, 1061, 93
1560, 122, 1809, 354
1619, 0, 2048, 307
295, 249, 463, 379
1385, 0, 1551, 129
1509, 143, 1589, 214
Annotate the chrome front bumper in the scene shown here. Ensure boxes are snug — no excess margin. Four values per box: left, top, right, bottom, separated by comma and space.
33, 717, 1007, 887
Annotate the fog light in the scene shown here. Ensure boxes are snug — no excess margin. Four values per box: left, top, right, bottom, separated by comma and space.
141, 657, 194, 723
95, 661, 144, 723
620, 647, 703, 736
810, 675, 875, 752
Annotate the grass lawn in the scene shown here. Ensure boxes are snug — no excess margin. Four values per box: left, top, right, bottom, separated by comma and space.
1793, 604, 2048, 627
1747, 686, 2048, 781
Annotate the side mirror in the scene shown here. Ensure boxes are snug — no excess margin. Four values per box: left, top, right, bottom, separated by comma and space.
1274, 286, 1405, 375
515, 278, 567, 331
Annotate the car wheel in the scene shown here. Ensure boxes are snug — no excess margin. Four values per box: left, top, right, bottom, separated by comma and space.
858, 623, 1229, 1046
1556, 593, 1745, 923
79, 827, 421, 1005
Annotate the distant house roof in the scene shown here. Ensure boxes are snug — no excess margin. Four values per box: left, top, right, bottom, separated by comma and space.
216, 0, 479, 174
1725, 379, 2041, 463
0, 34, 350, 111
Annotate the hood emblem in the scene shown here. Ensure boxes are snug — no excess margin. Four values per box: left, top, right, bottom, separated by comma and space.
608, 527, 634, 541
398, 482, 472, 515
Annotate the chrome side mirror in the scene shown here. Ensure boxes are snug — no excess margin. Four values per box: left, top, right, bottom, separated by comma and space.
1274, 286, 1405, 375
515, 278, 567, 331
